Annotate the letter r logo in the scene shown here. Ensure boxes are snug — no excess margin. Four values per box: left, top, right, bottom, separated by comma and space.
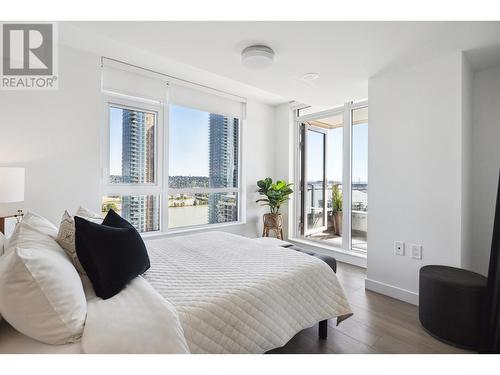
2, 24, 53, 76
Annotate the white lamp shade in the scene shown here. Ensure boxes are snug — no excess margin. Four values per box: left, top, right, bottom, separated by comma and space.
0, 168, 25, 203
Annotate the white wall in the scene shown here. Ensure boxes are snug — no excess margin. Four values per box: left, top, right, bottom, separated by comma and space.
470, 65, 500, 275
0, 46, 103, 222
460, 56, 473, 271
367, 53, 466, 304
273, 103, 295, 239
237, 99, 276, 237
0, 44, 276, 238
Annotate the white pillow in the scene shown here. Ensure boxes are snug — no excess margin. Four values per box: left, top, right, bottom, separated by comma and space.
56, 207, 103, 274
75, 207, 103, 221
82, 277, 190, 354
0, 247, 87, 344
22, 211, 58, 238
5, 221, 66, 257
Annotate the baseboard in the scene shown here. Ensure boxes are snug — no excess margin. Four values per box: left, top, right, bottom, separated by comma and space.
365, 278, 419, 305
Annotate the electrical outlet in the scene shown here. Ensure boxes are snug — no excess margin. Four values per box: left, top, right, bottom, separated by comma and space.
394, 241, 405, 256
411, 244, 422, 259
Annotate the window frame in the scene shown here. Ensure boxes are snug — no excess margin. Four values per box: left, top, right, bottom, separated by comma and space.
349, 105, 369, 252
101, 96, 244, 235
166, 103, 242, 230
293, 100, 368, 254
101, 97, 164, 233
104, 99, 162, 188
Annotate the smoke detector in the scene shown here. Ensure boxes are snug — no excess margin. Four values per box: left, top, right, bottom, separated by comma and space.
241, 45, 275, 69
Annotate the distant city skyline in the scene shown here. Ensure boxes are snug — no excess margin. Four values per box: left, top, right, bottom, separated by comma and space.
307, 124, 368, 183
110, 105, 368, 182
111, 105, 368, 183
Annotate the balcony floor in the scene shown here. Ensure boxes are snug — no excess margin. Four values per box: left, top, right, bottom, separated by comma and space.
306, 230, 367, 251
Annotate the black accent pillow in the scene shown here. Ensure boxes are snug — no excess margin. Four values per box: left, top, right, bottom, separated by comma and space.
75, 209, 150, 299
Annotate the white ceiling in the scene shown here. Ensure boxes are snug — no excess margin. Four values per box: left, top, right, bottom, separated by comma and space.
66, 21, 500, 107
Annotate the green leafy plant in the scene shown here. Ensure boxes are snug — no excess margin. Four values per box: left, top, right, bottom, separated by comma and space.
332, 184, 343, 213
256, 178, 293, 214
102, 202, 118, 214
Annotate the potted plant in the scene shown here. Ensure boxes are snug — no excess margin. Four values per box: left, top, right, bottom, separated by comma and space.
256, 178, 293, 239
332, 184, 343, 235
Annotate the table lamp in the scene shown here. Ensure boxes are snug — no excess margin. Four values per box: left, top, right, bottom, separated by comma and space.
0, 167, 25, 234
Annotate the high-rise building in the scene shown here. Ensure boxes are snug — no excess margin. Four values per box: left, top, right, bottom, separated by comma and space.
122, 110, 155, 184
121, 109, 159, 232
208, 113, 239, 223
215, 194, 238, 223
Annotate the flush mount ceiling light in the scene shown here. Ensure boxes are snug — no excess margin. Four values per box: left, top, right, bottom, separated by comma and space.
301, 72, 320, 82
241, 45, 275, 69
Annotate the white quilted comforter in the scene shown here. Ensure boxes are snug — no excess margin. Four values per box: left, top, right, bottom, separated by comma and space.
144, 232, 352, 354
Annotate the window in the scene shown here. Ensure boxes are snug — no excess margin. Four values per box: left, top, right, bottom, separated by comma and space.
351, 107, 368, 251
103, 102, 161, 233
102, 195, 160, 232
101, 61, 245, 234
300, 112, 344, 246
303, 127, 327, 234
108, 105, 156, 185
168, 192, 238, 229
103, 100, 241, 233
168, 104, 240, 228
297, 102, 368, 253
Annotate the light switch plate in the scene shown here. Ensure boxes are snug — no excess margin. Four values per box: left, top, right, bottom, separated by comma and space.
411, 244, 422, 259
394, 241, 405, 256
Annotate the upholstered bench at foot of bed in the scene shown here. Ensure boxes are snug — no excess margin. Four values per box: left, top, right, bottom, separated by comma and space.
285, 245, 337, 274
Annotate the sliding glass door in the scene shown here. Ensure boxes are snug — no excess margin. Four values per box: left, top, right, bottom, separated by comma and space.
302, 124, 328, 236
351, 107, 368, 251
297, 102, 368, 253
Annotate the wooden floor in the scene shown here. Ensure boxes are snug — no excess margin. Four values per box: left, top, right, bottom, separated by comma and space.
268, 262, 471, 354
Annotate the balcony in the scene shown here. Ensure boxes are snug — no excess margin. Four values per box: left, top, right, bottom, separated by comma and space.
304, 183, 367, 252
306, 211, 367, 251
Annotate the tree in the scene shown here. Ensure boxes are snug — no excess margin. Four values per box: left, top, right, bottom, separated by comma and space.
102, 202, 118, 213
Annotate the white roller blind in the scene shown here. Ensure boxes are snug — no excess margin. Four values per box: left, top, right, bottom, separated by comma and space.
101, 58, 246, 118
102, 66, 168, 104
169, 83, 246, 119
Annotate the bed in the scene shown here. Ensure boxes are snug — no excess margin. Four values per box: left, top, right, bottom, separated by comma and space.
143, 232, 352, 353
0, 231, 352, 354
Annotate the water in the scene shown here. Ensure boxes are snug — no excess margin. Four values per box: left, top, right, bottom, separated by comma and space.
168, 205, 209, 228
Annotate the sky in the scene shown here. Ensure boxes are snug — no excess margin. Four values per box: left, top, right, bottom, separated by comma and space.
110, 105, 368, 182
109, 104, 211, 177
307, 123, 368, 183
168, 105, 209, 176
352, 124, 369, 183
109, 106, 123, 176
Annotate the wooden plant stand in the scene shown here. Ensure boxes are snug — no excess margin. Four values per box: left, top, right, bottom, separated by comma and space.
262, 213, 284, 240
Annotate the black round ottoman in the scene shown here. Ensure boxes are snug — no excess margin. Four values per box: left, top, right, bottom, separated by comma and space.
419, 265, 487, 350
